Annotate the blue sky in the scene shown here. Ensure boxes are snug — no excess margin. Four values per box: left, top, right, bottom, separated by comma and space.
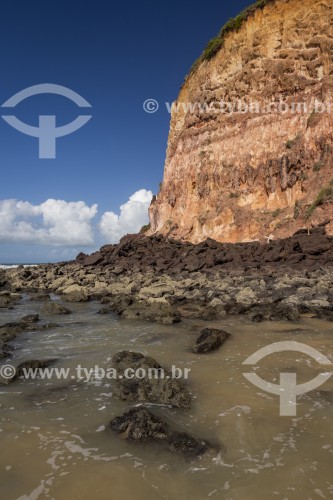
0, 0, 252, 263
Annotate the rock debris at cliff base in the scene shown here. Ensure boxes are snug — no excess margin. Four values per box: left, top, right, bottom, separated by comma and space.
2, 227, 333, 324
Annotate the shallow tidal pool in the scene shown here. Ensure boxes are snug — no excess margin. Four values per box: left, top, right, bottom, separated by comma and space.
0, 296, 332, 500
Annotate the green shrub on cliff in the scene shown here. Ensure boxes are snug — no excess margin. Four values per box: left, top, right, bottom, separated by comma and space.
202, 37, 224, 61
189, 0, 274, 74
306, 182, 333, 218
140, 224, 151, 233
219, 12, 247, 38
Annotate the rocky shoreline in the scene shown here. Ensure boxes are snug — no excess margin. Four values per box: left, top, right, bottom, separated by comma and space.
1, 227, 333, 459
1, 226, 333, 325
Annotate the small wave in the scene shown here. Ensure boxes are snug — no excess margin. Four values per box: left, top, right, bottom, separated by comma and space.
0, 264, 38, 270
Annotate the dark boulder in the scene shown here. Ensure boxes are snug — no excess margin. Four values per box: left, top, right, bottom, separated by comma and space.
270, 302, 300, 321
1, 344, 14, 357
112, 351, 191, 408
0, 358, 57, 384
83, 251, 104, 266
121, 299, 181, 325
110, 407, 214, 458
297, 234, 331, 255
166, 431, 211, 457
97, 306, 113, 314
193, 328, 230, 353
42, 302, 71, 315
0, 296, 13, 308
110, 407, 169, 441
21, 314, 39, 324
16, 359, 58, 378
75, 252, 88, 263
251, 312, 265, 323
0, 319, 57, 340
0, 292, 16, 309
62, 291, 89, 302
30, 293, 50, 301
0, 343, 14, 360
0, 323, 24, 340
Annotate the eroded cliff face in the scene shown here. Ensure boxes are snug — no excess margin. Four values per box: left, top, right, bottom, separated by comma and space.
149, 0, 333, 243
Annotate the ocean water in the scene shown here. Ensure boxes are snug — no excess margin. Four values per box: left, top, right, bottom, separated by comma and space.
0, 264, 38, 270
0, 296, 332, 499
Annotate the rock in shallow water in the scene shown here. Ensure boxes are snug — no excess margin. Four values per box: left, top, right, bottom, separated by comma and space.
110, 407, 214, 458
193, 328, 230, 353
29, 293, 50, 301
165, 431, 211, 456
112, 351, 191, 408
0, 358, 58, 384
61, 285, 90, 302
0, 295, 13, 309
0, 318, 58, 338
121, 299, 181, 325
21, 314, 39, 324
269, 302, 301, 322
15, 359, 58, 378
0, 291, 19, 309
42, 302, 71, 315
251, 312, 265, 323
111, 406, 168, 441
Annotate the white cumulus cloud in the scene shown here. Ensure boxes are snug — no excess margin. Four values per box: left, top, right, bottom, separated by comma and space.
99, 189, 153, 243
0, 199, 98, 246
0, 189, 153, 251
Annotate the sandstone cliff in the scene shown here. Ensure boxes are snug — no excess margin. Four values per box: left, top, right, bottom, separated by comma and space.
149, 0, 333, 243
